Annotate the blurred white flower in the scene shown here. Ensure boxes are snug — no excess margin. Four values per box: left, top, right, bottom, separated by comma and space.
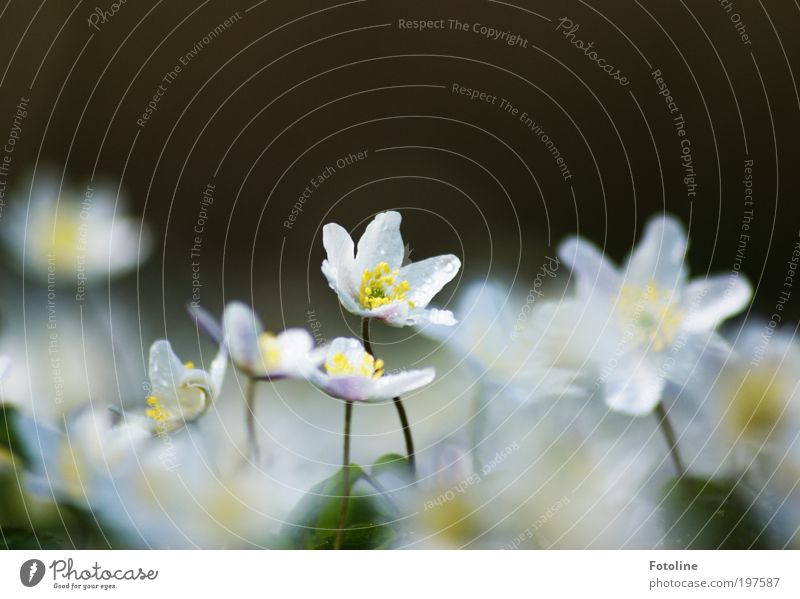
0, 175, 151, 280
143, 339, 226, 432
691, 322, 800, 545
100, 431, 289, 548
309, 337, 434, 402
321, 211, 460, 327
220, 301, 322, 379
15, 407, 149, 507
0, 315, 123, 423
556, 214, 751, 415
421, 279, 581, 404
479, 400, 666, 549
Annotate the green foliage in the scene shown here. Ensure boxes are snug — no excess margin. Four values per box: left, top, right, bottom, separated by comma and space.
661, 476, 777, 549
0, 403, 28, 466
371, 453, 412, 485
0, 500, 123, 550
281, 464, 398, 549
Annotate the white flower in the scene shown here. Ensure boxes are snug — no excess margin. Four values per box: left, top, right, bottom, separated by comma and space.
702, 321, 800, 458
220, 302, 322, 379
0, 174, 151, 280
556, 214, 751, 415
321, 211, 460, 327
143, 339, 226, 432
309, 337, 435, 402
687, 322, 800, 547
0, 317, 125, 422
420, 279, 582, 403
99, 430, 294, 548
14, 407, 149, 506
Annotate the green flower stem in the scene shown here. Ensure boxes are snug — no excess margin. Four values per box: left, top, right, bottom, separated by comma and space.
245, 378, 260, 461
334, 399, 354, 550
361, 318, 417, 479
655, 400, 686, 478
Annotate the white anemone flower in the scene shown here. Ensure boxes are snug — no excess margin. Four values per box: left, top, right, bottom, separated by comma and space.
706, 322, 800, 465
220, 301, 323, 379
0, 175, 151, 280
420, 279, 583, 403
14, 407, 150, 507
310, 337, 435, 402
143, 339, 226, 432
321, 211, 461, 327
556, 214, 751, 415
692, 322, 800, 546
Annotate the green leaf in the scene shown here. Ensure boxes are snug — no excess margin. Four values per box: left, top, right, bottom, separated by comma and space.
661, 476, 777, 549
0, 527, 61, 549
282, 465, 398, 550
371, 453, 412, 485
0, 404, 29, 467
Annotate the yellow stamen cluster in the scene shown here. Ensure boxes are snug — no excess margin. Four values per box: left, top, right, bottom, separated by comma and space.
325, 351, 384, 379
728, 370, 784, 437
145, 396, 170, 423
258, 332, 282, 370
616, 281, 683, 352
359, 262, 412, 310
184, 361, 195, 369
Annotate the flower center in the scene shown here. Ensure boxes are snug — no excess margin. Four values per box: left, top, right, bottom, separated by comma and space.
616, 281, 682, 352
257, 333, 281, 370
359, 262, 412, 310
325, 351, 384, 379
59, 448, 86, 500
728, 369, 785, 438
145, 395, 170, 423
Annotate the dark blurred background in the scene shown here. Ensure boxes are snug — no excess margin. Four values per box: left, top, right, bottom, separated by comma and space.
1, 0, 798, 339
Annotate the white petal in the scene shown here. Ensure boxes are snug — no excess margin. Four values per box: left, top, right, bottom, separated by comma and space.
0, 355, 10, 381
273, 328, 319, 378
369, 369, 436, 401
322, 223, 358, 297
354, 211, 405, 274
223, 302, 262, 373
315, 374, 375, 401
104, 216, 152, 276
326, 337, 369, 365
323, 271, 363, 315
207, 345, 228, 397
419, 281, 513, 356
558, 235, 621, 299
681, 275, 752, 332
624, 215, 688, 289
188, 304, 224, 345
399, 254, 461, 308
406, 307, 457, 327
177, 368, 213, 419
604, 359, 665, 415
371, 301, 412, 327
660, 330, 730, 388
148, 339, 187, 399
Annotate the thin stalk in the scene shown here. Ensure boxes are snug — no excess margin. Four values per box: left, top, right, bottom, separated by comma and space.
361, 318, 417, 479
334, 400, 354, 550
245, 378, 260, 462
655, 401, 686, 478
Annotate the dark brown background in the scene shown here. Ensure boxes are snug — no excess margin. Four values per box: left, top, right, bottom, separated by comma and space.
1, 0, 798, 336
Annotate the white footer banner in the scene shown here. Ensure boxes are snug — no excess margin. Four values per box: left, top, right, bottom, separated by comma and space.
0, 550, 797, 597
